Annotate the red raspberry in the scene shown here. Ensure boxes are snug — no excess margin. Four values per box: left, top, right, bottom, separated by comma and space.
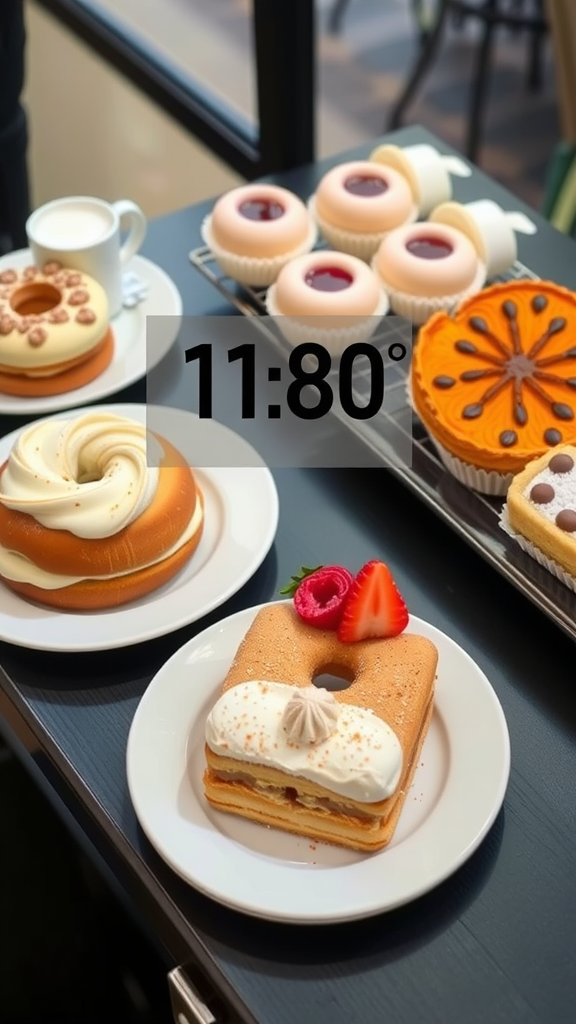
293, 565, 354, 630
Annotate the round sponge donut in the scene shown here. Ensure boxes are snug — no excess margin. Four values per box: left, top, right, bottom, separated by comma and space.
0, 328, 114, 397
2, 498, 203, 611
0, 435, 197, 576
0, 429, 204, 610
0, 261, 111, 396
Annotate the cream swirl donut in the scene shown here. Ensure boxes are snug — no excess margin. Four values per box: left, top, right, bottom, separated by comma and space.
0, 412, 204, 609
0, 413, 158, 538
0, 262, 108, 369
372, 221, 486, 325
202, 183, 317, 286
310, 160, 417, 261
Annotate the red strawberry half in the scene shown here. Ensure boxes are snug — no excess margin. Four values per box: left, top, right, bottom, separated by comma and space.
337, 560, 409, 642
293, 565, 354, 630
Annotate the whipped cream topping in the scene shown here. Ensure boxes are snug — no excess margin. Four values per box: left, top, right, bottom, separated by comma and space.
0, 413, 159, 539
281, 685, 339, 745
0, 496, 202, 589
205, 680, 403, 803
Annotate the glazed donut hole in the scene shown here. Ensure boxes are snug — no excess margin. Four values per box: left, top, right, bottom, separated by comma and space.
314, 160, 415, 234
209, 183, 314, 259
374, 221, 481, 298
9, 282, 61, 317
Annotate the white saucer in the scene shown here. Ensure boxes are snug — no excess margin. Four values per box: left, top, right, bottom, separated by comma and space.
0, 404, 278, 651
127, 604, 511, 923
0, 250, 182, 415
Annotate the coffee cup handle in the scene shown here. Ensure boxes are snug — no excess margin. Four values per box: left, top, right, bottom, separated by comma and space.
113, 200, 147, 266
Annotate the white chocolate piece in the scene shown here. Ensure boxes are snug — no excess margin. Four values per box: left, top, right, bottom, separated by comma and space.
370, 143, 455, 216
209, 183, 313, 259
431, 199, 519, 277
373, 222, 481, 299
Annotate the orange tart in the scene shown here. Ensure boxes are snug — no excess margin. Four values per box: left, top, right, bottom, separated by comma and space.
411, 280, 576, 494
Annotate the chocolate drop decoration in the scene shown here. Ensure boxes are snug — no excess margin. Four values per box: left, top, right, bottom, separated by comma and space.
502, 300, 517, 319
555, 509, 576, 532
433, 375, 456, 388
462, 403, 483, 419
499, 430, 518, 447
514, 404, 528, 426
551, 402, 574, 420
469, 316, 488, 334
549, 317, 567, 334
544, 428, 562, 446
532, 294, 548, 313
455, 340, 478, 354
549, 453, 574, 473
460, 369, 497, 381
530, 482, 555, 504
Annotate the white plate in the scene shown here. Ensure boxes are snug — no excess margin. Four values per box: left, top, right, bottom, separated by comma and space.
127, 604, 511, 923
0, 404, 278, 652
0, 249, 182, 414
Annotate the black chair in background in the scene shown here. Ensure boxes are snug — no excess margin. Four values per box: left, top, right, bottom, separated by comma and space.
329, 0, 548, 165
388, 0, 548, 162
0, 0, 30, 256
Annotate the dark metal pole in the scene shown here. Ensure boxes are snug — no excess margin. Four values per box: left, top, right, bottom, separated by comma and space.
253, 0, 315, 175
0, 0, 30, 253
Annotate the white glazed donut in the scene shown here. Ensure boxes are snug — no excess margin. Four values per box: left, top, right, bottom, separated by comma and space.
314, 160, 415, 234
373, 222, 481, 299
207, 183, 314, 259
269, 250, 383, 318
0, 262, 109, 370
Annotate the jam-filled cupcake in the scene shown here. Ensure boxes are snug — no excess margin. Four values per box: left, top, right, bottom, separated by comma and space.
201, 183, 317, 287
266, 250, 388, 355
373, 220, 486, 326
309, 160, 417, 262
411, 280, 576, 494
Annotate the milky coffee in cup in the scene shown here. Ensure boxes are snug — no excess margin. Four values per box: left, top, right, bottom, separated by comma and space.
26, 196, 147, 318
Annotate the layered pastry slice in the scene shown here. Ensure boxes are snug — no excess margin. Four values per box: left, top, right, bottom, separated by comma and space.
203, 593, 437, 853
505, 445, 576, 584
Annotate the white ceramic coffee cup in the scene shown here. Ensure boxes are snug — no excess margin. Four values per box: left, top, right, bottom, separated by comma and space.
26, 196, 147, 318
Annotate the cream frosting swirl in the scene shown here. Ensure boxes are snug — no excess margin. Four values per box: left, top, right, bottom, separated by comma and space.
281, 685, 339, 745
0, 413, 159, 539
205, 680, 403, 803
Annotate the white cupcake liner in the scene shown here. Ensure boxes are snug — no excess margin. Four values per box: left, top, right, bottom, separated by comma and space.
201, 215, 317, 287
371, 259, 487, 327
265, 287, 389, 358
498, 507, 576, 593
406, 377, 512, 494
308, 195, 417, 263
429, 436, 513, 495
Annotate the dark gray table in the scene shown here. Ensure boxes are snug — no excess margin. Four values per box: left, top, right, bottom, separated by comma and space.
1, 127, 575, 1024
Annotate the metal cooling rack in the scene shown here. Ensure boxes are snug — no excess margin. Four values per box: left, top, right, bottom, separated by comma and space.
189, 245, 576, 645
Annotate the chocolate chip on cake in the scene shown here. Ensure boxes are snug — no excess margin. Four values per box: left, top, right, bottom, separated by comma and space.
27, 327, 47, 347
555, 509, 576, 532
69, 288, 90, 306
549, 453, 574, 474
75, 307, 96, 324
530, 483, 555, 504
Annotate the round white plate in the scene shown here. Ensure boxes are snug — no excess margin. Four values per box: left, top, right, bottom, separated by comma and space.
127, 604, 511, 923
0, 404, 278, 652
0, 249, 182, 414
